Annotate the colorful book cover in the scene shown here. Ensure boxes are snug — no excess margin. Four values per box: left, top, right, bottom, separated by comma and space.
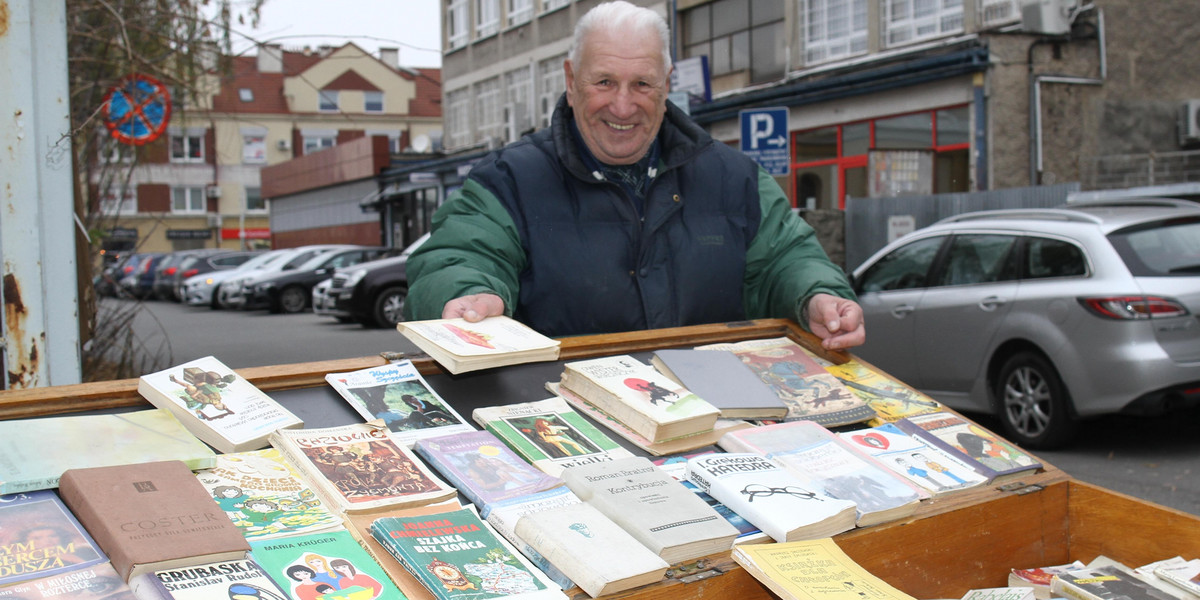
413, 430, 563, 511
837, 423, 988, 495
0, 561, 134, 599
249, 530, 403, 600
196, 448, 344, 540
819, 357, 941, 426
0, 490, 107, 586
130, 557, 291, 600
894, 412, 1042, 483
325, 361, 475, 447
472, 397, 635, 478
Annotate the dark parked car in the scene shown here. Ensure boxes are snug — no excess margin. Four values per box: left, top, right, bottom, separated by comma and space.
152, 249, 226, 301
322, 234, 430, 327
118, 252, 167, 299
169, 250, 262, 301
94, 252, 143, 297
246, 246, 395, 313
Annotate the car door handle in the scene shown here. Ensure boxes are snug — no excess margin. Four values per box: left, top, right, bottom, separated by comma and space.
890, 304, 916, 318
979, 296, 1007, 311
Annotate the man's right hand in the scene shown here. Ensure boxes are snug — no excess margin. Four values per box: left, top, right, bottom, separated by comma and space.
441, 293, 505, 322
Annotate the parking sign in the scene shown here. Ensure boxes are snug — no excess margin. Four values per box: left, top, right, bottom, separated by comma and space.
740, 107, 790, 176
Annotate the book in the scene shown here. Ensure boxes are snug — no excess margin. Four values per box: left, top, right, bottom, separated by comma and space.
1051, 565, 1186, 600
684, 453, 858, 543
397, 316, 561, 375
961, 588, 1037, 600
57, 460, 250, 582
138, 356, 304, 453
249, 529, 404, 600
649, 349, 788, 419
471, 397, 636, 477
369, 505, 566, 600
1009, 561, 1085, 599
693, 337, 876, 427
127, 557, 290, 600
343, 500, 463, 600
478, 486, 581, 590
0, 408, 216, 494
559, 456, 739, 565
650, 452, 769, 544
1150, 558, 1200, 599
195, 448, 343, 540
325, 360, 475, 447
893, 412, 1043, 483
513, 502, 669, 598
413, 429, 563, 512
819, 357, 941, 426
0, 490, 106, 587
0, 561, 136, 599
731, 537, 919, 600
837, 423, 989, 495
558, 355, 721, 443
718, 420, 924, 527
269, 422, 457, 515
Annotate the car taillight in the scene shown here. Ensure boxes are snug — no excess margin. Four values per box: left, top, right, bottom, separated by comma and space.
182, 268, 199, 278
164, 267, 177, 276
1078, 296, 1190, 320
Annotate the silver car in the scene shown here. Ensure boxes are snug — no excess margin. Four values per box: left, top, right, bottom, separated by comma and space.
850, 198, 1200, 448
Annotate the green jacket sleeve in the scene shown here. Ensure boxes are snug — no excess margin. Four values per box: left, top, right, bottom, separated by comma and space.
742, 167, 856, 328
403, 179, 527, 320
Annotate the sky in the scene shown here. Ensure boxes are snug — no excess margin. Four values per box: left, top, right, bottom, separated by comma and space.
226, 0, 443, 68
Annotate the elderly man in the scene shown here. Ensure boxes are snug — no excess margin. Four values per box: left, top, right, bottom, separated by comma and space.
404, 0, 864, 350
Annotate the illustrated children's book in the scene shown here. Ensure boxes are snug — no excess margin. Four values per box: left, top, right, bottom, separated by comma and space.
732, 537, 920, 600
817, 357, 941, 426
413, 429, 564, 512
195, 448, 343, 540
0, 490, 107, 587
894, 412, 1042, 484
250, 529, 403, 600
138, 356, 303, 453
0, 561, 135, 599
472, 397, 636, 477
397, 315, 561, 374
325, 360, 474, 447
128, 557, 291, 600
836, 423, 988, 495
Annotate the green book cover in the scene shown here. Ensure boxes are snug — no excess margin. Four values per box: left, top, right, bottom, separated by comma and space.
471, 397, 634, 477
249, 530, 405, 600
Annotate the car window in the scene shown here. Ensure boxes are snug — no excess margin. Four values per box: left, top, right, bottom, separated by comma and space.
1025, 237, 1086, 279
935, 234, 1018, 287
324, 251, 364, 270
857, 236, 945, 293
1109, 217, 1200, 276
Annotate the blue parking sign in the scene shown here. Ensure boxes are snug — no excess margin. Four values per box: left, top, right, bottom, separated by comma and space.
740, 107, 790, 176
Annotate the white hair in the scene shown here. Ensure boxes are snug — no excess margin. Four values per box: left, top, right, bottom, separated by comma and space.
568, 1, 672, 72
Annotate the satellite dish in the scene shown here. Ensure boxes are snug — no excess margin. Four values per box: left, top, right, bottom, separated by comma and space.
411, 134, 431, 153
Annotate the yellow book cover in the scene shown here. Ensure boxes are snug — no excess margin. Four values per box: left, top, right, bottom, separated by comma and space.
732, 537, 918, 600
820, 358, 941, 426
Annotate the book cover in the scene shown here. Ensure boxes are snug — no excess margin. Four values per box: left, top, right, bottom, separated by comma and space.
249, 529, 403, 600
1052, 565, 1185, 600
413, 429, 563, 512
819, 357, 941, 426
57, 460, 250, 582
731, 537, 920, 600
717, 420, 924, 527
560, 456, 739, 565
649, 349, 788, 419
684, 453, 858, 543
894, 412, 1042, 483
0, 490, 106, 587
129, 557, 290, 600
397, 316, 561, 374
836, 423, 989, 495
325, 361, 475, 447
559, 355, 721, 443
269, 423, 457, 515
471, 397, 635, 478
0, 561, 135, 599
478, 486, 581, 591
138, 356, 303, 453
1009, 561, 1085, 600
0, 409, 216, 494
370, 506, 565, 600
694, 337, 876, 427
513, 502, 669, 598
1153, 558, 1200, 599
195, 448, 343, 540
651, 452, 768, 544
960, 588, 1037, 600
343, 500, 463, 600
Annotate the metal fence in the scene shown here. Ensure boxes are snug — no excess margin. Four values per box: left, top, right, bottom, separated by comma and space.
1080, 150, 1200, 190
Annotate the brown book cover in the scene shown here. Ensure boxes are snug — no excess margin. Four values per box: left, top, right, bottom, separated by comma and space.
58, 460, 251, 582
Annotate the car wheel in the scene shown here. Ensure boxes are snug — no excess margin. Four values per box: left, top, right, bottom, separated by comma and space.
372, 287, 407, 328
277, 285, 309, 314
994, 351, 1078, 449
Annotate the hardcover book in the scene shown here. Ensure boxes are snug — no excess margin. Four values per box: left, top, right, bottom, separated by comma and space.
1051, 565, 1185, 600
57, 460, 251, 582
128, 557, 290, 600
559, 456, 739, 565
717, 420, 924, 527
397, 315, 561, 374
819, 357, 941, 426
684, 453, 858, 543
478, 486, 582, 590
0, 408, 216, 494
0, 490, 106, 587
325, 360, 475, 447
694, 337, 877, 427
513, 502, 669, 598
649, 349, 788, 419
269, 422, 456, 515
370, 506, 566, 600
836, 423, 989, 495
413, 429, 563, 512
138, 356, 303, 453
249, 529, 403, 600
893, 412, 1042, 484
558, 355, 721, 443
471, 397, 635, 477
731, 537, 920, 600
0, 561, 135, 599
195, 448, 343, 540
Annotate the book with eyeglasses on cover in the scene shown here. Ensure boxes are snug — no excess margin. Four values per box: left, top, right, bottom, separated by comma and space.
731, 537, 920, 600
397, 315, 560, 374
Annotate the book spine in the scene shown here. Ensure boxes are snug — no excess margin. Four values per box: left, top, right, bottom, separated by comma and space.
413, 445, 485, 509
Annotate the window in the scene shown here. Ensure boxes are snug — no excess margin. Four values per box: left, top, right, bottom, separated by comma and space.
504, 67, 533, 140
1026, 237, 1086, 279
682, 0, 785, 84
303, 135, 335, 155
171, 187, 205, 213
476, 0, 500, 38
98, 188, 136, 215
876, 112, 933, 149
170, 132, 204, 162
245, 187, 265, 211
537, 55, 565, 128
980, 0, 1021, 29
318, 89, 339, 112
448, 0, 468, 49
242, 134, 266, 164
446, 88, 472, 149
364, 91, 384, 112
542, 0, 569, 11
935, 235, 1018, 286
857, 236, 945, 293
885, 0, 964, 47
475, 77, 504, 143
508, 0, 533, 26
238, 88, 254, 102
805, 0, 868, 64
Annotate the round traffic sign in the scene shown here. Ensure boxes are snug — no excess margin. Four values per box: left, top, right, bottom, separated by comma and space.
103, 73, 172, 146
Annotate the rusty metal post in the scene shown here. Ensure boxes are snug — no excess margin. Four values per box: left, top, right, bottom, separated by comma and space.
0, 0, 82, 388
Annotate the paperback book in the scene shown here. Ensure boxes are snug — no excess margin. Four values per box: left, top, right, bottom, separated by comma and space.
1051, 565, 1185, 600
479, 486, 581, 590
343, 500, 462, 600
128, 557, 290, 600
649, 348, 789, 419
1151, 558, 1200, 599
732, 537, 920, 600
325, 360, 475, 447
1009, 561, 1085, 599
651, 452, 768, 544
195, 448, 343, 540
250, 529, 402, 600
413, 429, 563, 512
837, 423, 989, 495
0, 561, 134, 599
397, 315, 561, 374
818, 357, 941, 426
269, 422, 457, 514
138, 356, 303, 453
0, 490, 107, 587
893, 412, 1042, 484
960, 588, 1037, 600
472, 397, 635, 477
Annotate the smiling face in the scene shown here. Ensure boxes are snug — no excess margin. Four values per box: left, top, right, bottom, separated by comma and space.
565, 26, 670, 166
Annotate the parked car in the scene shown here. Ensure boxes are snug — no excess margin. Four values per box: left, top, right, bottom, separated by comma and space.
311, 278, 341, 320
323, 233, 430, 328
219, 245, 352, 310
94, 252, 143, 297
168, 250, 262, 302
152, 249, 226, 301
118, 252, 167, 299
183, 249, 288, 308
849, 198, 1200, 448
245, 246, 395, 313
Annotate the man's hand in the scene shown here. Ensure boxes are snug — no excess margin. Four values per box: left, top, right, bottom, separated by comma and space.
806, 293, 866, 350
441, 293, 506, 322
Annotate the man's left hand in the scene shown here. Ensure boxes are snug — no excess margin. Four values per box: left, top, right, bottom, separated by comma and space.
806, 293, 866, 350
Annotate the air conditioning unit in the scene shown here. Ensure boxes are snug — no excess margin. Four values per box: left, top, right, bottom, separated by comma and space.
206, 213, 223, 228
276, 139, 291, 151
205, 185, 222, 199
1021, 0, 1076, 35
1179, 100, 1200, 146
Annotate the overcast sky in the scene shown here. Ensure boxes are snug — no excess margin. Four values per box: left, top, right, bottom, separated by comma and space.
228, 0, 443, 68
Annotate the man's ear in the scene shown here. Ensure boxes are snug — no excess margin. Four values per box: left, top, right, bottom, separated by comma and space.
563, 59, 576, 107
